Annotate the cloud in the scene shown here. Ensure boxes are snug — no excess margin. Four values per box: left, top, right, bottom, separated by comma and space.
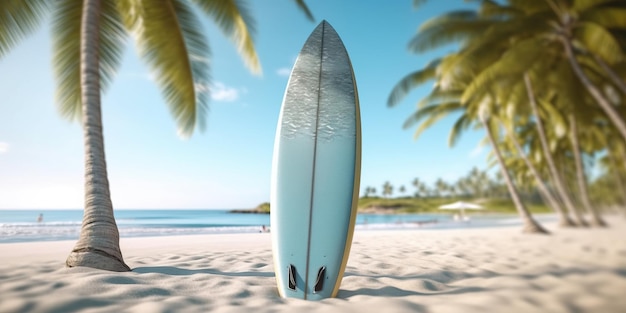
276, 67, 291, 77
469, 144, 484, 158
210, 82, 243, 102
195, 82, 246, 103
0, 142, 8, 154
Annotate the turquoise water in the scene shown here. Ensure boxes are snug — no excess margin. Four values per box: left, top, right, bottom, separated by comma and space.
0, 209, 557, 243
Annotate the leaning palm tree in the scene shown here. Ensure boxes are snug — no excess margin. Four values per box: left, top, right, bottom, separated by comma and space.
389, 13, 551, 233
3, 0, 313, 271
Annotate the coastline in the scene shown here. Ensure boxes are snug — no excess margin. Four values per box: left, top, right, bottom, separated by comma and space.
2, 209, 556, 244
2, 216, 626, 312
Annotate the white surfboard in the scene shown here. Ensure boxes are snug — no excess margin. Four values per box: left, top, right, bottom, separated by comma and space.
270, 20, 361, 300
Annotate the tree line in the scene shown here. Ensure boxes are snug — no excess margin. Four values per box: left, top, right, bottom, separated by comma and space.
363, 167, 511, 199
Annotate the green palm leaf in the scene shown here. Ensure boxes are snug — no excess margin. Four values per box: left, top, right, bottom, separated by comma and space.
404, 102, 463, 140
387, 59, 440, 107
537, 98, 567, 139
292, 0, 314, 22
449, 113, 473, 147
53, 0, 126, 121
509, 0, 550, 14
575, 22, 623, 64
461, 37, 546, 104
0, 0, 49, 59
192, 0, 261, 74
409, 11, 493, 53
413, 0, 427, 9
573, 0, 620, 12
416, 89, 462, 109
120, 0, 210, 137
479, 0, 521, 18
582, 7, 626, 28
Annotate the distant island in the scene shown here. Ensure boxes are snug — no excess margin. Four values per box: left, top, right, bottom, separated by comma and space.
230, 202, 270, 214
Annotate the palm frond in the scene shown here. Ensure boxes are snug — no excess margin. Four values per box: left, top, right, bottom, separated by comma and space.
538, 98, 568, 139
0, 0, 49, 59
573, 0, 619, 12
53, 0, 126, 121
122, 0, 210, 137
461, 37, 546, 104
292, 0, 314, 22
582, 7, 626, 29
52, 0, 82, 120
575, 22, 623, 64
550, 59, 588, 114
409, 11, 493, 52
448, 114, 473, 147
387, 59, 440, 107
479, 0, 521, 18
416, 89, 462, 109
192, 0, 260, 74
403, 102, 463, 140
413, 0, 427, 9
501, 81, 528, 119
99, 1, 127, 101
509, 0, 551, 14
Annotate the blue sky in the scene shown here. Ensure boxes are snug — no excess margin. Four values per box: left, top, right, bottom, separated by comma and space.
0, 1, 488, 209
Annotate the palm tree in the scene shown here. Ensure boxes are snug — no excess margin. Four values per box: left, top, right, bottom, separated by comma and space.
451, 0, 626, 143
388, 9, 551, 233
363, 186, 376, 198
480, 113, 549, 234
567, 112, 607, 226
524, 74, 588, 226
404, 0, 624, 226
3, 0, 313, 271
502, 120, 575, 226
411, 178, 421, 197
399, 185, 406, 196
382, 181, 393, 199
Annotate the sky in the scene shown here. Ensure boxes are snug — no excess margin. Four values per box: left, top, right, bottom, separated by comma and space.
0, 1, 489, 210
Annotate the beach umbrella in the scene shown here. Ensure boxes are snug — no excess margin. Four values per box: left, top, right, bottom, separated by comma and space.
438, 201, 483, 220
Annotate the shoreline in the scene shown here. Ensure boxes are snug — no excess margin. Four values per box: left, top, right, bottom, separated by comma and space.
2, 217, 626, 312
1, 211, 560, 244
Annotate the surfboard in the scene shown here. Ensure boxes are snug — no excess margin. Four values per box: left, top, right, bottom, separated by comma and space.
270, 20, 361, 300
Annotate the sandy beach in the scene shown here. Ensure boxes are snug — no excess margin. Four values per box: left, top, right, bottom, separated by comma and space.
2, 217, 626, 313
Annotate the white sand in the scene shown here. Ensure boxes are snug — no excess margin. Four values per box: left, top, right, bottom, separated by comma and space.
2, 217, 626, 313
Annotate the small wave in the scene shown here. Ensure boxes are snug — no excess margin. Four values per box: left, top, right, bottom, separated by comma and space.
1, 221, 82, 227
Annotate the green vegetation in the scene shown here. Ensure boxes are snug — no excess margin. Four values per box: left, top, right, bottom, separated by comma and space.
388, 0, 626, 232
251, 196, 552, 215
357, 197, 551, 215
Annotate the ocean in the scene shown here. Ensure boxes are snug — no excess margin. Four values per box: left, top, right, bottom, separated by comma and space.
0, 209, 556, 243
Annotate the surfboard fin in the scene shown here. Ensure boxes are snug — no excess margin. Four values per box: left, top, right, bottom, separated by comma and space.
314, 266, 326, 293
288, 264, 297, 290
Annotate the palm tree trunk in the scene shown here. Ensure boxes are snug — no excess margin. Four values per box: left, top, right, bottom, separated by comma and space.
524, 73, 588, 227
562, 38, 626, 143
568, 114, 607, 227
503, 123, 575, 227
591, 53, 626, 96
612, 147, 626, 217
608, 149, 626, 208
66, 0, 130, 272
480, 116, 548, 234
